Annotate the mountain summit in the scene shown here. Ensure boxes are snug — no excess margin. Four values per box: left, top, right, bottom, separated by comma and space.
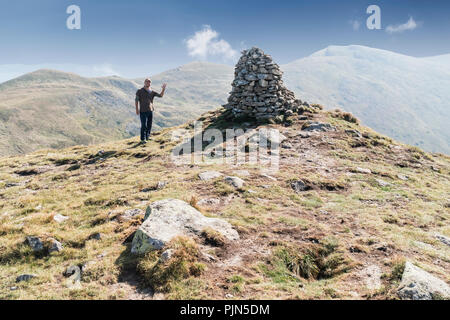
1, 101, 449, 299
283, 45, 450, 154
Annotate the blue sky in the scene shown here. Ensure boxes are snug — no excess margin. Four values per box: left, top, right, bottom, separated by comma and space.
1, 0, 449, 81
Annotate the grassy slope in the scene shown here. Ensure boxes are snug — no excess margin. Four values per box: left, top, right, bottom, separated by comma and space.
0, 70, 139, 156
0, 107, 448, 300
0, 64, 233, 157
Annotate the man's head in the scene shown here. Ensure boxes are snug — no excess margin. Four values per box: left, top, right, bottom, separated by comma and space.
144, 78, 151, 89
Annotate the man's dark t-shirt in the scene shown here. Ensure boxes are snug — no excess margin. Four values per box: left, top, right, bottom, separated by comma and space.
135, 88, 162, 112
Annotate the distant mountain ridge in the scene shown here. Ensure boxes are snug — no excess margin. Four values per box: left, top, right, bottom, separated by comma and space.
424, 53, 450, 66
0, 45, 449, 156
0, 63, 233, 156
282, 45, 450, 154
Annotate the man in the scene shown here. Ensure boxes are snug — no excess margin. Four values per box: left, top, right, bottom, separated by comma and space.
135, 79, 167, 143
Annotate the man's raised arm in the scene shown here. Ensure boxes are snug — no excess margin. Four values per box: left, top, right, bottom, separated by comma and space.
156, 83, 167, 97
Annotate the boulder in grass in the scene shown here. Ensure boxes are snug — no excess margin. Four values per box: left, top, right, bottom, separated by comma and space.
47, 238, 63, 253
88, 233, 102, 241
435, 233, 450, 247
398, 262, 450, 300
16, 274, 37, 283
302, 121, 336, 132
63, 265, 82, 289
53, 214, 69, 223
355, 167, 372, 174
224, 176, 245, 189
26, 236, 44, 252
291, 180, 311, 192
199, 171, 223, 181
375, 179, 390, 187
131, 199, 239, 254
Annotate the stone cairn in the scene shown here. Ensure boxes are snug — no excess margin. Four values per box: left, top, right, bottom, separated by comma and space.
223, 47, 307, 121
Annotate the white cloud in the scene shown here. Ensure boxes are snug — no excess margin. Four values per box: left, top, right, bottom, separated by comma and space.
185, 25, 237, 60
349, 20, 361, 31
386, 17, 418, 34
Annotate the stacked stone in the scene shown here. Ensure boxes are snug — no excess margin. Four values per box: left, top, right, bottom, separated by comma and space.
223, 47, 305, 120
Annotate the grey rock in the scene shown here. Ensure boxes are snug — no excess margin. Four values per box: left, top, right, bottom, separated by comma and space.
235, 80, 249, 86
5, 182, 19, 188
398, 262, 450, 300
259, 79, 268, 87
431, 166, 440, 173
244, 74, 258, 81
413, 241, 434, 251
63, 265, 82, 289
81, 261, 96, 273
355, 167, 372, 174
156, 181, 167, 190
131, 199, 239, 254
397, 174, 409, 181
141, 181, 167, 192
346, 129, 362, 138
261, 173, 277, 181
88, 233, 102, 241
375, 179, 390, 187
121, 208, 144, 221
302, 121, 336, 132
63, 265, 81, 278
298, 132, 311, 138
160, 249, 174, 263
48, 238, 63, 253
291, 180, 310, 192
26, 236, 44, 252
435, 233, 450, 247
16, 274, 37, 283
143, 206, 152, 221
224, 176, 245, 188
53, 214, 69, 223
202, 252, 217, 262
199, 171, 223, 181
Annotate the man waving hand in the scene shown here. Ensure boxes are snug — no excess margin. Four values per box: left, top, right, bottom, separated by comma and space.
135, 78, 167, 143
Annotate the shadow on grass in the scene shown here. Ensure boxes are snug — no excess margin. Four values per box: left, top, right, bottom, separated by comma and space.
173, 112, 263, 156
114, 244, 154, 298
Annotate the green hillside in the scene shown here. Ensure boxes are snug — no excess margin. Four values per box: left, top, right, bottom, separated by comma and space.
0, 63, 233, 156
0, 107, 448, 300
